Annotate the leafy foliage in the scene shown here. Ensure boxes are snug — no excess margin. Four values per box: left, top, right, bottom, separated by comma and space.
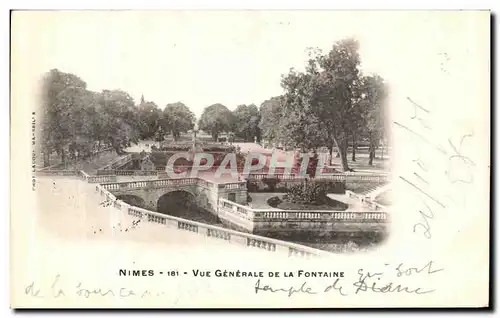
163, 102, 195, 141
258, 97, 283, 145
39, 69, 196, 166
285, 182, 328, 205
198, 103, 234, 141
258, 38, 387, 170
232, 104, 261, 142
137, 99, 162, 140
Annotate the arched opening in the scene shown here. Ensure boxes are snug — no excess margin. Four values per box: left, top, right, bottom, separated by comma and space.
116, 195, 147, 209
157, 191, 221, 226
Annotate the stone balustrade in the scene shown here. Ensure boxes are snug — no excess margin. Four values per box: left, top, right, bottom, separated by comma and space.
100, 177, 200, 191
246, 173, 389, 183
218, 199, 388, 223
100, 177, 246, 193
117, 202, 328, 258
87, 174, 117, 183
346, 190, 388, 211
38, 166, 387, 258
224, 182, 247, 190
94, 183, 117, 203
96, 170, 159, 176
36, 170, 78, 176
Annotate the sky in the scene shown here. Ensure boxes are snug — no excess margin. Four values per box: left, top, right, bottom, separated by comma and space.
13, 10, 488, 122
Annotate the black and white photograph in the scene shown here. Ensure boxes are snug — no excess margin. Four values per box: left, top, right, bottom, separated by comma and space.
10, 10, 490, 308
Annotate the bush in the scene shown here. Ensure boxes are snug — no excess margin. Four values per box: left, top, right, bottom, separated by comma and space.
286, 181, 327, 205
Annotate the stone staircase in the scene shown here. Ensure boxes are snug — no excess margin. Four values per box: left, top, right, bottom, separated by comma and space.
359, 182, 391, 200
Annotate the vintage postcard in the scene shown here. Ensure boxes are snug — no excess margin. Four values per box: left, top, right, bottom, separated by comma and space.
10, 10, 490, 308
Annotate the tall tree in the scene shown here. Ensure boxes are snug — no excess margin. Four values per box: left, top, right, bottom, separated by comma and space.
347, 78, 366, 162
97, 89, 139, 154
198, 103, 234, 141
359, 75, 387, 165
280, 38, 362, 171
138, 98, 162, 140
40, 69, 88, 166
258, 97, 283, 145
163, 102, 196, 141
232, 104, 261, 142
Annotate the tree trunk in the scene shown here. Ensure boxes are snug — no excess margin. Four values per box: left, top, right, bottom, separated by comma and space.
43, 151, 50, 167
60, 148, 65, 165
334, 138, 349, 171
368, 137, 376, 166
368, 147, 375, 166
351, 134, 356, 162
329, 146, 334, 165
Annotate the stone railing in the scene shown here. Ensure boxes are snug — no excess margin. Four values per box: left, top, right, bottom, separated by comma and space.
115, 202, 328, 258
94, 183, 117, 203
99, 154, 133, 171
246, 173, 304, 181
218, 199, 253, 220
92, 182, 327, 258
100, 177, 246, 192
78, 170, 117, 183
96, 170, 159, 176
221, 182, 247, 190
346, 190, 387, 211
36, 169, 78, 176
100, 177, 200, 191
218, 199, 388, 222
88, 174, 118, 183
246, 173, 389, 183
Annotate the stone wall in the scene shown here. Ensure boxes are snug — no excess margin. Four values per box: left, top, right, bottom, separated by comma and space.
246, 178, 346, 194
252, 219, 388, 241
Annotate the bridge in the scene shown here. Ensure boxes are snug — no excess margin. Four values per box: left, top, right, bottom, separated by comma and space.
100, 177, 247, 212
37, 169, 341, 257
36, 146, 391, 255
94, 172, 389, 240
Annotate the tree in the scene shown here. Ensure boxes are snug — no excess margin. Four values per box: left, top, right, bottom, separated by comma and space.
232, 104, 261, 141
97, 89, 139, 154
40, 69, 88, 166
138, 98, 162, 140
163, 102, 195, 141
359, 75, 387, 165
280, 38, 362, 171
259, 97, 283, 146
347, 78, 367, 162
198, 103, 234, 141
40, 69, 150, 166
